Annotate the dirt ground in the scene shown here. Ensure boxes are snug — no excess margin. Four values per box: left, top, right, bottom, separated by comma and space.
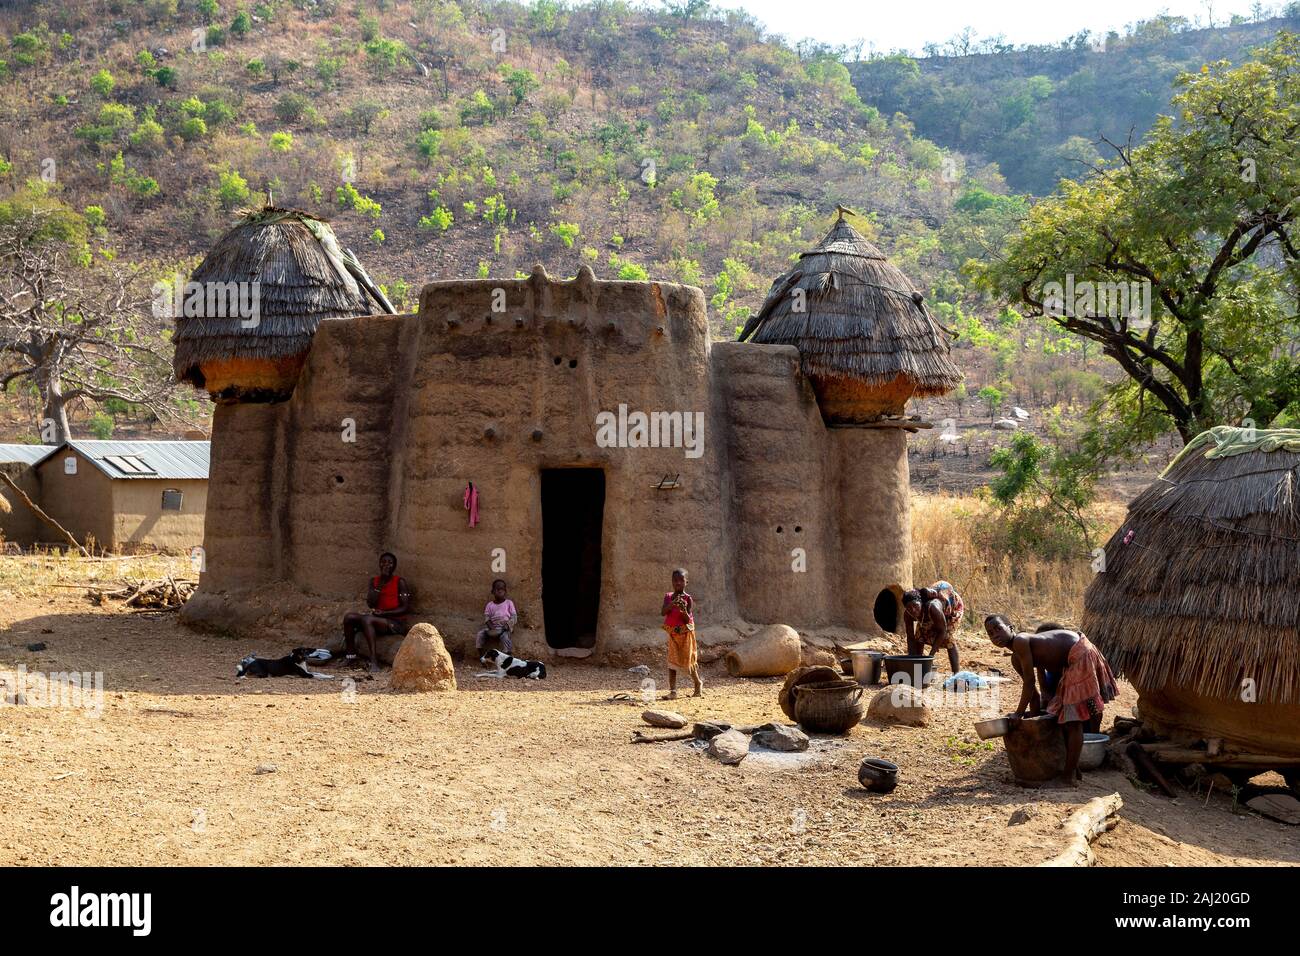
2, 589, 1297, 867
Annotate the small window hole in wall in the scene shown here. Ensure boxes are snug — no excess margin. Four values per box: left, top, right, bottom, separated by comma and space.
568, 358, 578, 369
553, 356, 562, 366
776, 525, 783, 534
334, 475, 345, 485
161, 489, 183, 512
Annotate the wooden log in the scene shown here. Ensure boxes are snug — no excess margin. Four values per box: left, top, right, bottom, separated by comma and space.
1128, 742, 1178, 797
0, 473, 89, 557
1039, 793, 1123, 867
631, 729, 694, 744
1138, 743, 1300, 768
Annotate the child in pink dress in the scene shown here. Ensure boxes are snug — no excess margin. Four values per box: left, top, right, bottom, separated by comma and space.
476, 579, 518, 654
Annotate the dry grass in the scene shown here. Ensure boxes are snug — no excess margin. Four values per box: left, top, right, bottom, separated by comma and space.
0, 551, 191, 602
911, 492, 1125, 633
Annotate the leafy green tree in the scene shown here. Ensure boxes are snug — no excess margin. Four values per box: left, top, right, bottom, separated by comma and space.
217, 168, 251, 207
364, 37, 408, 77
977, 384, 1003, 420
500, 65, 540, 108
988, 431, 1098, 552
178, 116, 208, 142
90, 69, 115, 98
976, 33, 1300, 446
346, 101, 388, 135
419, 207, 454, 232
550, 221, 580, 248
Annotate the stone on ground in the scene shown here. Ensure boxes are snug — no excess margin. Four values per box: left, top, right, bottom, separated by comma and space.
867, 685, 930, 726
708, 729, 750, 765
753, 724, 810, 752
799, 645, 839, 669
642, 709, 688, 729
390, 623, 457, 693
693, 721, 731, 740
1246, 794, 1300, 825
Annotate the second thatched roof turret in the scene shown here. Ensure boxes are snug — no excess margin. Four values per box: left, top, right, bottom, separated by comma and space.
173, 207, 394, 404
739, 208, 962, 423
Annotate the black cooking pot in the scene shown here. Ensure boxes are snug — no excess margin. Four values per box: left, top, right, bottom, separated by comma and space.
858, 757, 899, 793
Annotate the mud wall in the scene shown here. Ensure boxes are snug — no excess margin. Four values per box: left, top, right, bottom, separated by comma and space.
389, 269, 730, 647
111, 478, 207, 552
0, 463, 43, 547
1136, 683, 1300, 758
713, 342, 837, 626
200, 402, 278, 590
833, 428, 913, 634
193, 268, 917, 654
33, 449, 115, 551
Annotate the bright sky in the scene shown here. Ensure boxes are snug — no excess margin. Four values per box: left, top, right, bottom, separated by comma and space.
722, 0, 1272, 54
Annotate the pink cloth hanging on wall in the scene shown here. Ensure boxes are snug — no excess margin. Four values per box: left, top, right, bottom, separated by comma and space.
463, 481, 479, 527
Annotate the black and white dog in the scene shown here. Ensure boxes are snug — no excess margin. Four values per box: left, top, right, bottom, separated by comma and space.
477, 648, 547, 680
237, 648, 335, 680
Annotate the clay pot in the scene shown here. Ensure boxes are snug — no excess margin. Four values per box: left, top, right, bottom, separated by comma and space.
858, 757, 899, 793
792, 680, 865, 734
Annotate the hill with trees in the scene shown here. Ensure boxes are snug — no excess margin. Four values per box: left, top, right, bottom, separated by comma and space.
851, 8, 1300, 193
0, 0, 1036, 441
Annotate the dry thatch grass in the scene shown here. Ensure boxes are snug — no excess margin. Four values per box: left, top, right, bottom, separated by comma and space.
0, 551, 191, 602
172, 207, 387, 385
911, 493, 1118, 639
1083, 431, 1300, 704
738, 213, 962, 398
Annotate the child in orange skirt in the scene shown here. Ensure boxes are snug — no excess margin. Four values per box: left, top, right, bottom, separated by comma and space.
662, 568, 702, 699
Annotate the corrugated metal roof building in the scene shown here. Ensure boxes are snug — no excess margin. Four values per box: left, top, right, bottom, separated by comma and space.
12, 440, 211, 553
0, 444, 56, 465
33, 440, 210, 480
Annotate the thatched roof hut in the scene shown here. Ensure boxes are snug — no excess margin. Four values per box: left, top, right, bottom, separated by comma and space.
738, 207, 962, 423
1083, 426, 1300, 760
173, 207, 394, 404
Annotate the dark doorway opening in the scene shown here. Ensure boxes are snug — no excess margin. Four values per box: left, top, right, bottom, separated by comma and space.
873, 587, 901, 634
541, 468, 605, 649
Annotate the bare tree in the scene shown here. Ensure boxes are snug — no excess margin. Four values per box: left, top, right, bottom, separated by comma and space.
0, 208, 184, 443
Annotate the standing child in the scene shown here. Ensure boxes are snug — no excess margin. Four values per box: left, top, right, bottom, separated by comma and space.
661, 568, 702, 699
476, 579, 519, 654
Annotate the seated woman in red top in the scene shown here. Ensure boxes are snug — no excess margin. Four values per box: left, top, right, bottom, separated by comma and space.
342, 552, 411, 672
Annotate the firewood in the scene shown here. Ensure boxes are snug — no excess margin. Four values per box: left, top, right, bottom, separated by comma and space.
1039, 793, 1123, 867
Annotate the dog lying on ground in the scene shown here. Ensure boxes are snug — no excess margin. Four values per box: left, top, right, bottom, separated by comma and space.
236, 648, 335, 680
476, 648, 546, 680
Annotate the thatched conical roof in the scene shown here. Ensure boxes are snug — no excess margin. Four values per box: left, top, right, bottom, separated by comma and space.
737, 208, 962, 400
172, 207, 394, 387
1083, 426, 1300, 705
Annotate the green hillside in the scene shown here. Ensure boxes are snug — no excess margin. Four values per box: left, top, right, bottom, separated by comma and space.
851, 10, 1300, 193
